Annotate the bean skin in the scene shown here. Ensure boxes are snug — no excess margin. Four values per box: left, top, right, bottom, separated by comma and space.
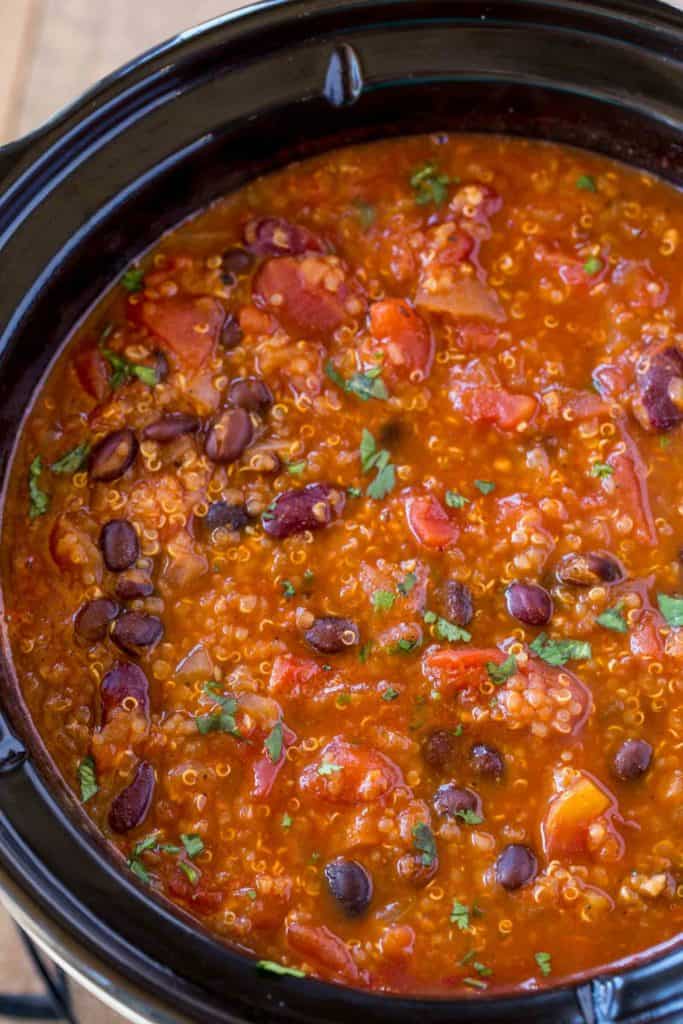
324, 858, 373, 916
470, 742, 504, 779
636, 345, 683, 431
100, 520, 139, 572
221, 247, 254, 283
115, 570, 154, 601
227, 377, 274, 414
205, 408, 253, 464
305, 616, 360, 653
201, 501, 251, 534
111, 612, 164, 656
101, 661, 150, 723
433, 783, 482, 819
556, 551, 624, 587
495, 844, 538, 890
613, 738, 653, 781
262, 484, 345, 539
445, 581, 474, 626
108, 761, 155, 833
74, 598, 119, 644
89, 429, 138, 482
244, 217, 324, 257
505, 581, 553, 626
220, 315, 243, 350
142, 413, 200, 442
422, 730, 457, 771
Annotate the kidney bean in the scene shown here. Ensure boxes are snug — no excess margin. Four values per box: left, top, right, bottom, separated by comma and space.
152, 350, 170, 382
227, 376, 274, 414
205, 407, 253, 464
200, 501, 250, 534
100, 519, 139, 572
445, 581, 474, 627
505, 581, 553, 626
89, 429, 138, 482
244, 217, 324, 257
636, 346, 683, 431
613, 738, 653, 781
108, 761, 155, 833
221, 247, 254, 283
115, 571, 154, 601
324, 858, 373, 917
220, 315, 243, 350
470, 742, 504, 779
433, 783, 481, 819
495, 843, 538, 890
111, 612, 164, 655
142, 412, 200, 442
422, 730, 457, 771
556, 551, 624, 587
262, 484, 345, 539
74, 598, 119, 644
305, 616, 360, 653
101, 661, 150, 723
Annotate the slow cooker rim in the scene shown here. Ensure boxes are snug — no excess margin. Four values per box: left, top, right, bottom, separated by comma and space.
1, 2, 683, 1022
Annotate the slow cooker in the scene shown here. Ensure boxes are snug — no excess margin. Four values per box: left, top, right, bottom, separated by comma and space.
0, 1, 682, 1021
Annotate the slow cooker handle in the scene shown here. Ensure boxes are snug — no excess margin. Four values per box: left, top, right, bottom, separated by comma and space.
0, 135, 36, 189
0, 708, 26, 775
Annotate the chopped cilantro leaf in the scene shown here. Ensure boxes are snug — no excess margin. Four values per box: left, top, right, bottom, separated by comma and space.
359, 642, 372, 663
133, 833, 159, 857
412, 822, 437, 866
28, 456, 50, 520
391, 635, 422, 654
397, 571, 417, 595
576, 175, 596, 192
257, 960, 306, 978
121, 268, 144, 292
591, 461, 613, 478
264, 721, 284, 763
128, 858, 150, 884
286, 460, 307, 476
281, 812, 293, 829
596, 604, 628, 633
336, 692, 352, 707
456, 809, 484, 826
463, 977, 488, 990
281, 579, 296, 599
100, 344, 158, 389
584, 256, 603, 276
178, 860, 199, 885
410, 162, 454, 207
347, 486, 362, 498
367, 463, 396, 500
450, 899, 471, 931
318, 762, 342, 776
372, 589, 396, 612
657, 593, 683, 627
446, 490, 470, 509
486, 655, 518, 684
473, 961, 492, 978
77, 756, 98, 802
180, 833, 205, 858
354, 200, 376, 229
424, 610, 471, 643
474, 479, 495, 495
51, 443, 90, 475
325, 359, 388, 402
530, 633, 592, 666
535, 951, 552, 977
360, 429, 378, 472
382, 687, 400, 702
195, 686, 240, 737
246, 888, 257, 901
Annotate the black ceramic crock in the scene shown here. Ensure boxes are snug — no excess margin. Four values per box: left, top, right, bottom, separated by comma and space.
0, 1, 682, 1022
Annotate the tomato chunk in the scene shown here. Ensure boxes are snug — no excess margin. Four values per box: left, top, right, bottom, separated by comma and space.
607, 451, 657, 547
253, 255, 361, 338
463, 386, 537, 430
268, 654, 321, 698
405, 495, 459, 550
542, 773, 615, 857
299, 737, 402, 804
369, 299, 433, 378
423, 648, 503, 694
286, 920, 362, 984
141, 295, 225, 371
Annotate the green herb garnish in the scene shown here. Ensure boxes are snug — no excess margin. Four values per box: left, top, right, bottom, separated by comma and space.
596, 604, 628, 634
657, 593, 683, 627
51, 443, 90, 475
456, 809, 484, 826
360, 429, 396, 500
450, 899, 471, 931
535, 951, 552, 977
576, 175, 596, 192
286, 460, 307, 476
410, 162, 454, 207
474, 479, 495, 495
584, 256, 603, 276
318, 762, 342, 776
530, 633, 592, 667
412, 822, 437, 866
100, 342, 158, 389
397, 572, 417, 596
423, 610, 471, 643
591, 461, 613, 478
354, 200, 376, 229
180, 834, 205, 859
446, 490, 470, 509
264, 721, 284, 763
28, 456, 49, 520
325, 359, 388, 402
128, 858, 151, 884
281, 579, 296, 599
257, 960, 306, 979
382, 687, 400, 702
195, 683, 240, 737
77, 756, 98, 802
486, 655, 518, 684
178, 860, 199, 885
372, 589, 396, 612
281, 812, 293, 829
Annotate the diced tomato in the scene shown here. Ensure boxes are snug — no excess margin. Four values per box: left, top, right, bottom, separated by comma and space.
252, 722, 296, 800
456, 322, 499, 352
612, 259, 668, 310
416, 273, 505, 322
140, 295, 225, 371
369, 298, 433, 378
423, 647, 504, 694
286, 920, 363, 984
49, 514, 102, 582
253, 255, 361, 338
299, 737, 403, 804
542, 773, 616, 858
166, 867, 223, 915
268, 654, 321, 698
239, 304, 276, 336
74, 346, 109, 400
405, 495, 459, 550
630, 610, 664, 659
463, 386, 537, 430
607, 450, 657, 547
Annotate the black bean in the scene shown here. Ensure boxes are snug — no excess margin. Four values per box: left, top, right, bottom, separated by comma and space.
324, 858, 373, 917
445, 581, 474, 627
100, 519, 139, 572
153, 350, 170, 382
495, 844, 538, 890
305, 616, 360, 653
613, 738, 653, 781
143, 412, 200, 442
470, 743, 504, 779
109, 761, 155, 834
422, 730, 457, 771
244, 217, 323, 256
74, 598, 119, 644
220, 315, 243, 350
101, 661, 150, 723
637, 346, 683, 431
556, 551, 624, 587
205, 407, 253, 464
221, 247, 254, 283
433, 783, 481, 819
89, 429, 138, 482
263, 484, 345, 540
115, 571, 154, 601
505, 581, 553, 626
227, 376, 274, 414
201, 501, 250, 534
111, 612, 164, 656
